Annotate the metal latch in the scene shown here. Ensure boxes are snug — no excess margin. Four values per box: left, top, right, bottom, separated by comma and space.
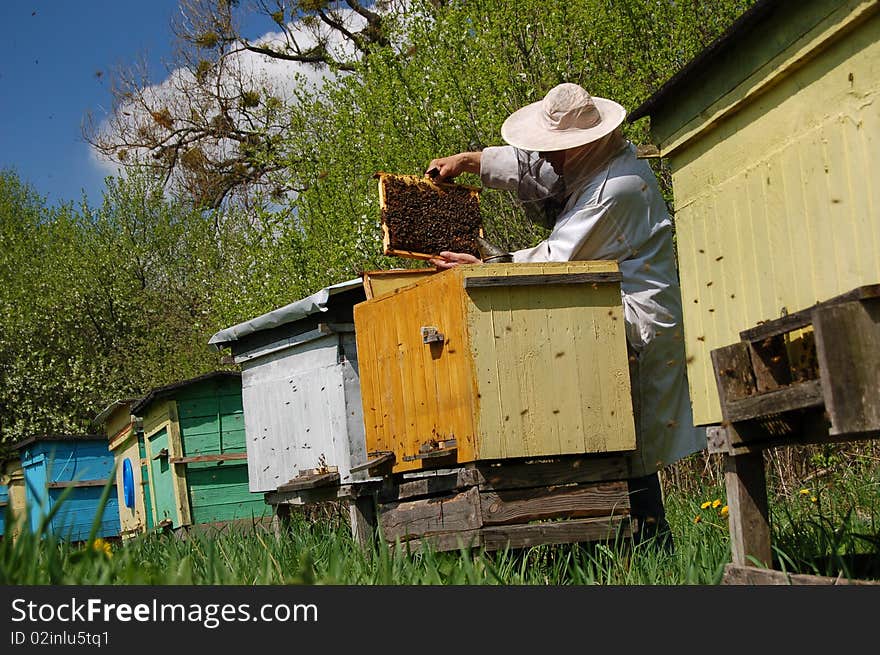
421, 326, 444, 344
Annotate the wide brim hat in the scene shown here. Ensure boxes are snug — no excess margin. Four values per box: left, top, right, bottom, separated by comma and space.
501, 83, 627, 152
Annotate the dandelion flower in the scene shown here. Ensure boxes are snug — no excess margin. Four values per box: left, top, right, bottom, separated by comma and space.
694, 515, 702, 524
810, 496, 818, 503
799, 488, 810, 495
712, 499, 722, 509
92, 538, 113, 558
700, 501, 712, 509
720, 505, 729, 518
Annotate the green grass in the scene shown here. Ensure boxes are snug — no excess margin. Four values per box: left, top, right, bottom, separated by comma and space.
1, 455, 877, 585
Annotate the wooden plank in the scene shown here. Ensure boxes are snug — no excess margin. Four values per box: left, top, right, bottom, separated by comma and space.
463, 272, 622, 288
711, 342, 757, 405
739, 284, 880, 342
481, 515, 631, 550
480, 481, 630, 526
546, 289, 578, 455
362, 269, 436, 300
169, 453, 248, 465
466, 280, 509, 459
722, 564, 880, 586
707, 424, 739, 455
379, 486, 481, 542
349, 451, 395, 475
813, 299, 880, 435
167, 401, 192, 527
349, 494, 377, 549
722, 379, 824, 422
395, 529, 483, 554
748, 335, 792, 392
379, 468, 479, 503
473, 456, 628, 491
46, 479, 110, 489
317, 322, 355, 334
708, 419, 878, 456
277, 471, 340, 493
724, 451, 771, 568
402, 446, 457, 462
392, 297, 423, 467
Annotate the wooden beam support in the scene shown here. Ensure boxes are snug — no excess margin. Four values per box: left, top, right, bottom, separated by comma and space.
169, 453, 247, 465
379, 486, 481, 543
711, 342, 757, 404
724, 450, 772, 569
379, 468, 479, 503
277, 471, 340, 493
481, 515, 631, 550
46, 478, 110, 489
463, 272, 622, 289
472, 455, 627, 491
167, 402, 192, 527
813, 299, 880, 435
722, 379, 824, 422
395, 530, 484, 554
349, 493, 378, 550
723, 564, 880, 585
350, 451, 395, 476
480, 481, 629, 526
748, 334, 791, 392
739, 284, 880, 342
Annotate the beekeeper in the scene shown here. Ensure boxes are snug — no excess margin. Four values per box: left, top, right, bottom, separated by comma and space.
426, 83, 705, 548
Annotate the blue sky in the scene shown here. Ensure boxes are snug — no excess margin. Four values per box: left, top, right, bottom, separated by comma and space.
0, 0, 186, 207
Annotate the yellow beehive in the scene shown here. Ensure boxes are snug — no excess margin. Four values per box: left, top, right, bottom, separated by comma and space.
354, 261, 636, 473
630, 0, 880, 425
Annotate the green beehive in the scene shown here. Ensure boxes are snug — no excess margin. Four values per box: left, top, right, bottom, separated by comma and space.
131, 372, 269, 530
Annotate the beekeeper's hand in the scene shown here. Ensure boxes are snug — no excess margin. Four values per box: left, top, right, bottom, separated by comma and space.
426, 152, 482, 182
429, 251, 482, 270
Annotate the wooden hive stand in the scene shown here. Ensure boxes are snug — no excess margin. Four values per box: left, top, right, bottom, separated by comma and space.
346, 454, 633, 553
709, 284, 880, 584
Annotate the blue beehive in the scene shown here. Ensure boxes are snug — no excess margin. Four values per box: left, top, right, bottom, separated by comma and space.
16, 435, 120, 542
0, 480, 7, 537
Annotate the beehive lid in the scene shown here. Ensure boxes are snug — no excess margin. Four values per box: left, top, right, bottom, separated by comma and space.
361, 268, 437, 300
375, 172, 482, 261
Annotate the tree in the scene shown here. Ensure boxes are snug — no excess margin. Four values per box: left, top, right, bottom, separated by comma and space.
84, 0, 410, 210
0, 169, 242, 444
0, 171, 111, 442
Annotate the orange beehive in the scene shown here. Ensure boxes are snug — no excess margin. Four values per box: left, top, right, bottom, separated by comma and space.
353, 261, 637, 474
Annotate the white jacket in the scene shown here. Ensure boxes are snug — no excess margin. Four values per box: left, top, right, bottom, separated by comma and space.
480, 143, 705, 476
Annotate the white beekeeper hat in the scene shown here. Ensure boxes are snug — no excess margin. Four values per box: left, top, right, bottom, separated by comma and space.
501, 83, 627, 152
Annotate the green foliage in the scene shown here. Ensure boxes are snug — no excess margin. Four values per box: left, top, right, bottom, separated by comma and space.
0, 170, 231, 443
265, 0, 756, 291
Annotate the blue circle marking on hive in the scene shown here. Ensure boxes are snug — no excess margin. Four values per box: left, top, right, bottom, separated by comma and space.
122, 458, 135, 508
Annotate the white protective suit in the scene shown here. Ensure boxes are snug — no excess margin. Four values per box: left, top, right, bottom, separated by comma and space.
480, 141, 705, 477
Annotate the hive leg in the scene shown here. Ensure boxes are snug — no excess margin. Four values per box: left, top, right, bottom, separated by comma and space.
724, 450, 772, 568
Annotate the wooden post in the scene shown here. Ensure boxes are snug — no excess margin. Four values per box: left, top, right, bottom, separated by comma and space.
724, 450, 771, 568
813, 299, 880, 435
349, 493, 377, 550
272, 503, 291, 540
167, 403, 192, 527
